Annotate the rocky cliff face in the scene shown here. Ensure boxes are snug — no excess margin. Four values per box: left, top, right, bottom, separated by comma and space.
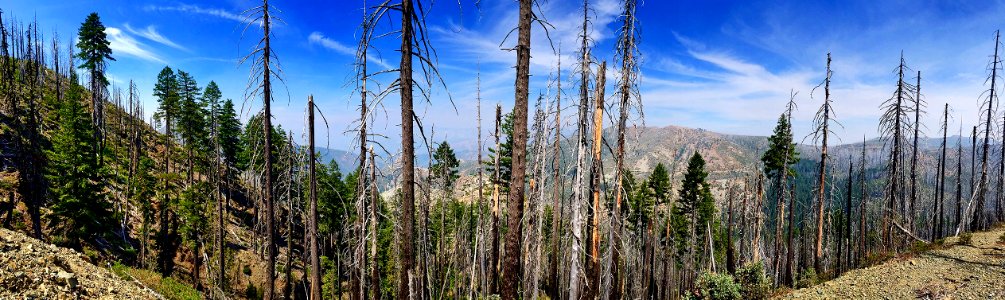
0, 228, 159, 299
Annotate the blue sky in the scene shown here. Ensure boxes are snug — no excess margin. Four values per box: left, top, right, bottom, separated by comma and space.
7, 0, 1005, 153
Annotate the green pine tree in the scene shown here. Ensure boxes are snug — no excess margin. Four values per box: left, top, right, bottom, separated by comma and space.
484, 110, 514, 191
217, 99, 242, 170
431, 141, 460, 191
670, 152, 718, 262
761, 114, 799, 180
45, 84, 114, 248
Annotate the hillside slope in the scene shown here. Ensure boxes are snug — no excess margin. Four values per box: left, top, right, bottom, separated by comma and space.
0, 227, 159, 299
779, 226, 1005, 299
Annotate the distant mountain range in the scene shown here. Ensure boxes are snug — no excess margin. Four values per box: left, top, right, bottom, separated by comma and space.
321, 124, 986, 192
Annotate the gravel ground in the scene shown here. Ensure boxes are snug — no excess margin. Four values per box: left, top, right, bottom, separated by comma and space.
0, 228, 159, 299
780, 227, 1005, 300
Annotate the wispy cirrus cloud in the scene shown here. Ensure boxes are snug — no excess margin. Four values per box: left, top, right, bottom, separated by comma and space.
124, 24, 188, 51
143, 4, 252, 24
104, 27, 166, 64
307, 32, 392, 69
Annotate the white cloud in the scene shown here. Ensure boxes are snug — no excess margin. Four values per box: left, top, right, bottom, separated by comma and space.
307, 31, 392, 69
144, 4, 254, 25
124, 24, 188, 51
105, 27, 166, 64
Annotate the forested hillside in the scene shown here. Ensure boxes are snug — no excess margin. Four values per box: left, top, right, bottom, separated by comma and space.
3, 1, 1005, 300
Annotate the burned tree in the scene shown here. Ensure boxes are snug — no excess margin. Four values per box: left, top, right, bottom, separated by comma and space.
972, 31, 1000, 231
931, 104, 949, 240
610, 0, 640, 297
878, 52, 915, 249
810, 53, 836, 273
239, 0, 282, 296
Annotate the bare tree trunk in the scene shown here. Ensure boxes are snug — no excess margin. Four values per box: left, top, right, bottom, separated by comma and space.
258, 1, 277, 297
840, 160, 853, 274
489, 105, 501, 295
398, 0, 417, 297
610, 1, 637, 297
307, 96, 321, 299
956, 132, 964, 233
471, 69, 484, 299
973, 31, 999, 231
932, 104, 948, 240
909, 71, 922, 234
501, 0, 532, 297
586, 61, 606, 300
548, 52, 564, 300
370, 148, 381, 300
858, 138, 867, 265
814, 53, 832, 273
570, 1, 592, 297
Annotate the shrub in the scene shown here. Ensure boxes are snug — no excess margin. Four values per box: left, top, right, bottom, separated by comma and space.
959, 232, 973, 246
997, 232, 1005, 245
695, 272, 741, 300
735, 262, 771, 299
795, 268, 818, 289
243, 264, 252, 276
245, 283, 262, 300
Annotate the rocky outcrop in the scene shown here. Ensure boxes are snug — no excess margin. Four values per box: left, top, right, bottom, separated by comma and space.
0, 228, 159, 299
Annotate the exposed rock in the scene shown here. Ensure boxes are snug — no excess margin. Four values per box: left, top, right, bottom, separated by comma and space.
777, 227, 1005, 299
0, 228, 158, 299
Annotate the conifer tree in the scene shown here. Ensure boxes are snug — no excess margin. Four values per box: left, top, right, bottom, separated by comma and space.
762, 104, 797, 285
75, 12, 114, 159
46, 83, 113, 248
670, 152, 718, 289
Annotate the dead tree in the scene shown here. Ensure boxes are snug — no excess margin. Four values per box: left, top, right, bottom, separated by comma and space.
839, 159, 852, 274
488, 105, 502, 295
810, 53, 836, 273
307, 95, 320, 299
569, 1, 593, 297
909, 71, 925, 233
956, 128, 964, 232
586, 61, 606, 299
239, 1, 283, 296
610, 1, 639, 297
858, 137, 867, 265
879, 52, 915, 250
931, 103, 949, 240
471, 67, 484, 299
973, 31, 999, 231
548, 49, 564, 300
501, 0, 532, 297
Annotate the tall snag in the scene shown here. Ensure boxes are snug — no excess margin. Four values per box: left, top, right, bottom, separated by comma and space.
586, 61, 606, 299
909, 71, 925, 233
501, 0, 532, 297
611, 0, 640, 297
932, 104, 948, 240
879, 52, 915, 249
569, 1, 593, 297
973, 31, 999, 231
239, 0, 281, 296
810, 53, 836, 273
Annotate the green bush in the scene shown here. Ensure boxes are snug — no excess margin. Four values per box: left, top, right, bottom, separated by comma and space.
243, 264, 252, 276
695, 272, 741, 300
735, 262, 771, 299
159, 277, 200, 300
795, 268, 818, 289
245, 283, 262, 300
959, 232, 973, 246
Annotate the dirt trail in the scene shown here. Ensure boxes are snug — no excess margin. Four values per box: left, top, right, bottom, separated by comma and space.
0, 228, 159, 299
780, 226, 1005, 299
